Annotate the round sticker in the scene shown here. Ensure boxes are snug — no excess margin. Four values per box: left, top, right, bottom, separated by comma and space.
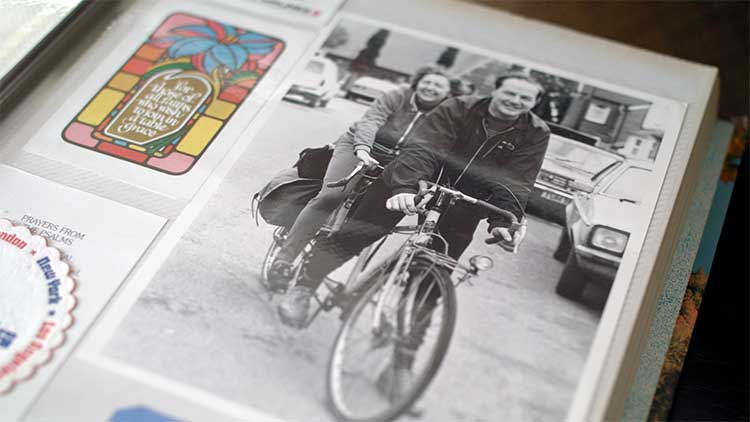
0, 219, 76, 393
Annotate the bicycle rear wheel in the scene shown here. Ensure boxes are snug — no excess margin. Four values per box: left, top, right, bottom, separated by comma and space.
326, 257, 456, 422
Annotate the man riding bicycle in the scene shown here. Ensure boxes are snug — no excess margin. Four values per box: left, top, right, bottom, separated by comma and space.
278, 72, 551, 326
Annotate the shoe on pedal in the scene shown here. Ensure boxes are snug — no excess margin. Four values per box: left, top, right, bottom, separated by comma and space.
277, 285, 314, 327
266, 259, 293, 292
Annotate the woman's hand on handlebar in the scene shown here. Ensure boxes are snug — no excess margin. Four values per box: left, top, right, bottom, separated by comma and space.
354, 149, 380, 169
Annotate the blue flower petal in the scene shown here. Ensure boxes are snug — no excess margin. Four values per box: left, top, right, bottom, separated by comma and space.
227, 44, 249, 69
203, 51, 219, 74
236, 33, 276, 54
239, 43, 275, 56
206, 45, 245, 72
169, 38, 218, 58
237, 36, 276, 55
222, 23, 237, 38
173, 25, 218, 39
237, 33, 269, 43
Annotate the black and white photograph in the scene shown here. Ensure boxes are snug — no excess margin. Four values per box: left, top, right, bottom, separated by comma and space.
97, 15, 682, 422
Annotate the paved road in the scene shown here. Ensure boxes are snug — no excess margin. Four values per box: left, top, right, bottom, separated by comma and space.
107, 98, 602, 422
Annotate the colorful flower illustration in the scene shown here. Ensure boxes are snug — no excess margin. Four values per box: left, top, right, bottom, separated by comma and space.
155, 21, 278, 74
62, 13, 284, 175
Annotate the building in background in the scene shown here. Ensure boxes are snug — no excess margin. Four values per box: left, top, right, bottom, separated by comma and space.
310, 21, 665, 160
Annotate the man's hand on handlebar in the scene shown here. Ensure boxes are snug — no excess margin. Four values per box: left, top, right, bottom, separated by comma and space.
487, 218, 527, 253
386, 193, 418, 215
386, 182, 432, 216
386, 181, 528, 252
354, 150, 380, 169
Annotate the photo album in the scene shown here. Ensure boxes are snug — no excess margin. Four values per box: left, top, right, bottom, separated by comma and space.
0, 1, 726, 421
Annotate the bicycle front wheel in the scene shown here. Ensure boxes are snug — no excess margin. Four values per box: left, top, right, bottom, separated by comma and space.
326, 257, 456, 422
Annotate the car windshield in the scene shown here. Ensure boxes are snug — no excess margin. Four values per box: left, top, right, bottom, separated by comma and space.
305, 60, 324, 74
545, 136, 621, 177
602, 166, 651, 203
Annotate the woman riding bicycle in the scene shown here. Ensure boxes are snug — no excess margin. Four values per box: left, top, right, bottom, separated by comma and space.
267, 66, 453, 288
278, 72, 549, 327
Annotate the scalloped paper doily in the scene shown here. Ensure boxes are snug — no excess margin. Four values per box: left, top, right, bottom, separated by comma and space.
0, 219, 76, 393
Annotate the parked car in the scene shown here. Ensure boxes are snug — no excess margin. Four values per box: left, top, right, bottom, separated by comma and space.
553, 160, 654, 301
529, 125, 622, 222
345, 76, 399, 103
283, 56, 339, 107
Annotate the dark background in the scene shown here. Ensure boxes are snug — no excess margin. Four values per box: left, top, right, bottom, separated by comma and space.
480, 1, 749, 420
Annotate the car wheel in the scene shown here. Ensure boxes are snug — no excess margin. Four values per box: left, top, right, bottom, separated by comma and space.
320, 98, 329, 107
344, 92, 354, 100
555, 253, 586, 300
553, 229, 572, 262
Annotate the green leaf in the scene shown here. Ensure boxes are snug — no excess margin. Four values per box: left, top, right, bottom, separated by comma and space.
141, 62, 195, 81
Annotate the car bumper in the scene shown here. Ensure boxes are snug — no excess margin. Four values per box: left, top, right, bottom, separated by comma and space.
284, 87, 324, 103
573, 244, 620, 281
347, 89, 377, 102
529, 184, 572, 220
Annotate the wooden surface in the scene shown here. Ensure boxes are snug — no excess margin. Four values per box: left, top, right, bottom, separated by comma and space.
478, 2, 749, 420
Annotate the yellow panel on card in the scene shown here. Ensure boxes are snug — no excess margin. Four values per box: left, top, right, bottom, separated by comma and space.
176, 116, 223, 156
78, 89, 124, 126
205, 99, 236, 120
108, 73, 140, 92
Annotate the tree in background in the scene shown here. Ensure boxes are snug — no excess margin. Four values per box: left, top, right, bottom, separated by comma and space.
322, 26, 349, 50
350, 29, 389, 73
344, 29, 390, 91
436, 47, 459, 69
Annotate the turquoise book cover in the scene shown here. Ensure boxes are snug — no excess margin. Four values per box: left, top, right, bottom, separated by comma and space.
647, 120, 746, 420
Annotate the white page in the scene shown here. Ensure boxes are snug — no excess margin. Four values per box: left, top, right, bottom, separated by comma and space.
20, 0, 315, 201
0, 165, 165, 421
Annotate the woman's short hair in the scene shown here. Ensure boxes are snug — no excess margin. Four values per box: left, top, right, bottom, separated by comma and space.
494, 72, 546, 100
410, 65, 451, 90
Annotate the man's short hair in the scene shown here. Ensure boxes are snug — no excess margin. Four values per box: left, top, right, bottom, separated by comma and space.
494, 72, 546, 100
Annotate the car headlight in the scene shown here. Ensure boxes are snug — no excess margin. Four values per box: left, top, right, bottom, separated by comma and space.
589, 226, 628, 255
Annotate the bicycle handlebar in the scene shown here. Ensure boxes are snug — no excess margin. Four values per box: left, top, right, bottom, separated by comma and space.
326, 162, 365, 188
421, 182, 519, 226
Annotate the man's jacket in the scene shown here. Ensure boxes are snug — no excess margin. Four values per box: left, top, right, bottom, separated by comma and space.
381, 96, 550, 229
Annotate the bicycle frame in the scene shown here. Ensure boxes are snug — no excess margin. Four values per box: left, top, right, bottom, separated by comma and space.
308, 188, 481, 329
312, 180, 522, 421
289, 171, 518, 331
